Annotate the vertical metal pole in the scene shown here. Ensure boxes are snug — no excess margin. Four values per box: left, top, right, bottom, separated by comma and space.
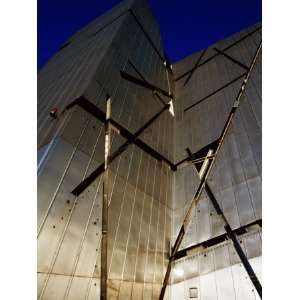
101, 95, 111, 300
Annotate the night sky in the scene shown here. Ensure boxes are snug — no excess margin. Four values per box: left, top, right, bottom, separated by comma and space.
38, 0, 262, 70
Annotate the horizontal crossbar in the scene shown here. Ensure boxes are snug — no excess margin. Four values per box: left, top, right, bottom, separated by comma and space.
120, 70, 173, 99
173, 219, 262, 260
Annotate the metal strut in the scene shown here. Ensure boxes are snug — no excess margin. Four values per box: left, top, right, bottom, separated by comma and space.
183, 48, 207, 86
120, 59, 173, 99
101, 96, 111, 300
159, 41, 262, 300
183, 72, 246, 113
173, 218, 262, 260
91, 8, 169, 67
68, 97, 175, 196
213, 47, 250, 71
120, 70, 172, 99
175, 25, 261, 81
205, 184, 262, 298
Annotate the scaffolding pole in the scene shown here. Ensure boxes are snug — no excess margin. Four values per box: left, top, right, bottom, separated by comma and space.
159, 41, 262, 300
101, 96, 111, 300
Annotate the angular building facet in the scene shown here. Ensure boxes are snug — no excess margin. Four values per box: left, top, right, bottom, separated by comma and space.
37, 0, 261, 299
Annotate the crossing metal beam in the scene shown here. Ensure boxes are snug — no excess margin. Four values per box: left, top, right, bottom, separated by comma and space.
65, 96, 176, 196
175, 26, 261, 81
183, 48, 207, 86
159, 41, 262, 300
174, 139, 219, 169
91, 8, 169, 68
120, 71, 172, 99
205, 184, 262, 298
129, 9, 167, 65
213, 47, 250, 71
173, 218, 262, 260
121, 59, 173, 99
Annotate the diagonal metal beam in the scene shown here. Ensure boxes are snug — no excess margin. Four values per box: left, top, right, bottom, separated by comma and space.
173, 218, 262, 260
153, 90, 168, 106
120, 70, 173, 99
127, 60, 170, 106
128, 60, 148, 82
175, 26, 261, 81
174, 139, 219, 169
92, 9, 129, 37
129, 9, 167, 65
66, 97, 176, 196
159, 41, 262, 300
183, 72, 246, 113
213, 47, 250, 71
205, 184, 262, 298
91, 8, 169, 68
183, 48, 207, 86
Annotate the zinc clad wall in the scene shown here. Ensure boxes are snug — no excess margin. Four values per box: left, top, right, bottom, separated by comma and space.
37, 0, 174, 299
172, 23, 261, 248
169, 23, 261, 298
37, 0, 133, 148
38, 0, 261, 298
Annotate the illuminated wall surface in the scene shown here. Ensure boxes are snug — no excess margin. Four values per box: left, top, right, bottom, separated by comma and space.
37, 0, 261, 299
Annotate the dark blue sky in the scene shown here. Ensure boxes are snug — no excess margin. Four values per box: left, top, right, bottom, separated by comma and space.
38, 0, 261, 70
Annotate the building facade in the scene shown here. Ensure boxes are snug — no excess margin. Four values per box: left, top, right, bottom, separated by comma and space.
37, 0, 261, 299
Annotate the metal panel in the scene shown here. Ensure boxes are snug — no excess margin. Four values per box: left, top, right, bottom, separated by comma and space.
37, 138, 75, 228
171, 281, 184, 300
131, 282, 143, 300
37, 273, 47, 299
195, 197, 211, 244
243, 231, 262, 260
38, 0, 261, 297
199, 272, 218, 299
184, 277, 200, 299
143, 282, 153, 300
118, 281, 133, 299
41, 274, 69, 300
231, 263, 256, 300
199, 251, 215, 276
215, 268, 236, 300
65, 277, 90, 300
214, 244, 230, 270
233, 182, 255, 226
172, 24, 261, 279
86, 278, 100, 300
